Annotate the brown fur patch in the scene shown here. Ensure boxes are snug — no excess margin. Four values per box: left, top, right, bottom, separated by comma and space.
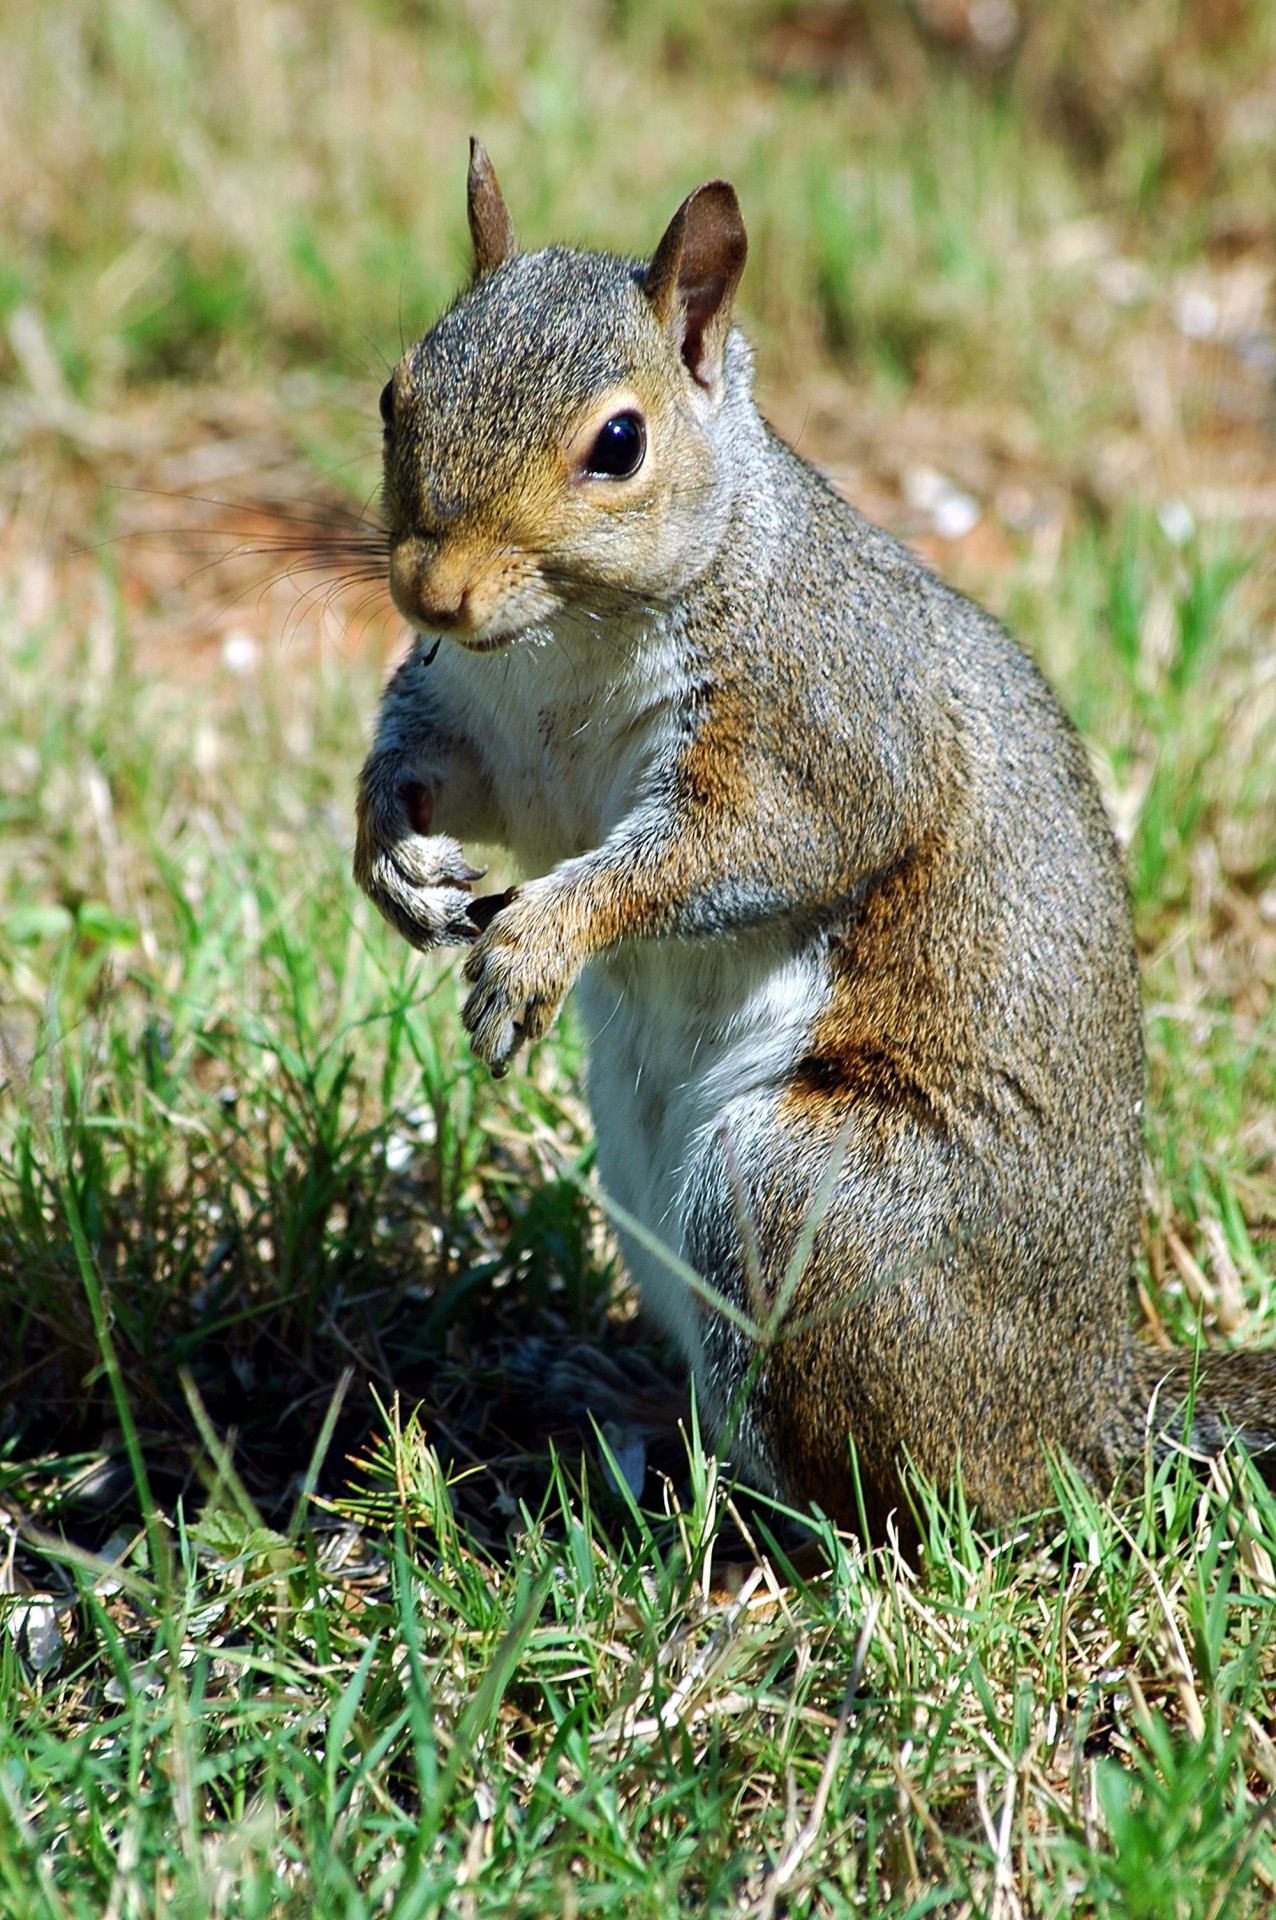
789, 1043, 943, 1127
778, 828, 965, 1131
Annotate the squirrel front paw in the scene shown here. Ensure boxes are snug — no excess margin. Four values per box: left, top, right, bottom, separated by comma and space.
354, 774, 484, 951
460, 888, 575, 1076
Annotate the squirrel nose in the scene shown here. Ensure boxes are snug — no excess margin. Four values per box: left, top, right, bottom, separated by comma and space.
389, 539, 471, 630
413, 593, 467, 631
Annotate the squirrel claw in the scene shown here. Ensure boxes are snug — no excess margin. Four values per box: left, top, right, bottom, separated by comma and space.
460, 976, 520, 1065
356, 826, 486, 951
468, 887, 517, 932
460, 878, 575, 1072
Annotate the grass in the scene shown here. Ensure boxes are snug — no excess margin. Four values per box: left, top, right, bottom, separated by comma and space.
2, 0, 1276, 1912
4, 1410, 1276, 1914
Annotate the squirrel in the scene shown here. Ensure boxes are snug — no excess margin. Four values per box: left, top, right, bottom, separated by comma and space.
354, 140, 1276, 1546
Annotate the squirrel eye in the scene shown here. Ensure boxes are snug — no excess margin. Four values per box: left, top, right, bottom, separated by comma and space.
379, 379, 395, 429
583, 411, 646, 480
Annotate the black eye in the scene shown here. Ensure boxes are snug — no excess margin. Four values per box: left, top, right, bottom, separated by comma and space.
583, 411, 645, 479
379, 379, 395, 429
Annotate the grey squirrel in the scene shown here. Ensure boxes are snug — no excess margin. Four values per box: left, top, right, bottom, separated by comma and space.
354, 140, 1276, 1544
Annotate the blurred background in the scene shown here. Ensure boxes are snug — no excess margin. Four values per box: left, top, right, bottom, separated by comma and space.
5, 0, 1276, 681
4, 0, 1275, 730
1, 0, 1274, 1499
4, 3, 1275, 426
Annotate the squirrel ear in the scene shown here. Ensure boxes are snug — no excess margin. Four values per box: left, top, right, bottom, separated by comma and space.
467, 138, 516, 277
644, 181, 747, 391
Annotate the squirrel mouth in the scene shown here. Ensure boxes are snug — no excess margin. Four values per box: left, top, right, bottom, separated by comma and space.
453, 629, 517, 653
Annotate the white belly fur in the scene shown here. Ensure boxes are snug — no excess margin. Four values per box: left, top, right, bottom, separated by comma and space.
435, 611, 830, 1366
578, 934, 828, 1374
434, 616, 686, 873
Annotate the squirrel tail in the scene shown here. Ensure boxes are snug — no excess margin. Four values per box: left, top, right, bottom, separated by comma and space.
1133, 1343, 1276, 1477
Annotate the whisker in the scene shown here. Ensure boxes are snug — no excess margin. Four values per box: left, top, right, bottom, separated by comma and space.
104, 481, 386, 531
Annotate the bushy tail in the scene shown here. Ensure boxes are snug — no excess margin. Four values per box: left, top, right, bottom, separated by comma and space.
1134, 1344, 1276, 1475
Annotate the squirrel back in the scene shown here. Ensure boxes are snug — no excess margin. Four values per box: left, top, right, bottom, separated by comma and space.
356, 143, 1276, 1542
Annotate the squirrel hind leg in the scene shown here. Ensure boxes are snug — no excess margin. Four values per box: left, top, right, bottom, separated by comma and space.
688, 1102, 1148, 1544
689, 1158, 1018, 1549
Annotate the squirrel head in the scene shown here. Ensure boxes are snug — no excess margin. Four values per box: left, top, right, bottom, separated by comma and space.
380, 140, 750, 650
